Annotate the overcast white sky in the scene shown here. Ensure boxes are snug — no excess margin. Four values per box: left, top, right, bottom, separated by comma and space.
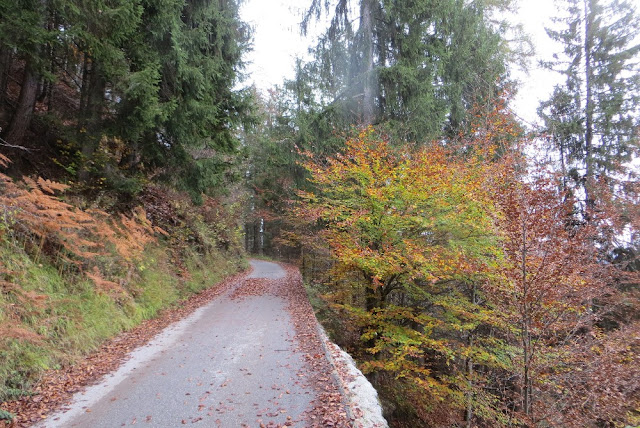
239, 0, 562, 126
239, 1, 313, 88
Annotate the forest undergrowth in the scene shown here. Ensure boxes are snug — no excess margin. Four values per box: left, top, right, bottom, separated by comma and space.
0, 154, 246, 421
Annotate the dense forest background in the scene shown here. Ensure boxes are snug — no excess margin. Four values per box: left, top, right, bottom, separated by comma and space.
1, 0, 639, 426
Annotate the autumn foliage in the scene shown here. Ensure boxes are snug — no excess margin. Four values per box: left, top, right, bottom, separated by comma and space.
0, 158, 165, 265
296, 124, 507, 424
294, 105, 640, 426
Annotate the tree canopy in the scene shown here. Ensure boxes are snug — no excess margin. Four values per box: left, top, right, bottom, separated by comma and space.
0, 0, 253, 198
296, 0, 513, 142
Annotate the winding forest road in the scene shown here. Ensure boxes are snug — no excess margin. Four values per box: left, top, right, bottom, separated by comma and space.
36, 260, 350, 427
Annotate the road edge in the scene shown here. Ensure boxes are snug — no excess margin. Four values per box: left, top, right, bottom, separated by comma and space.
4, 266, 252, 427
315, 321, 388, 428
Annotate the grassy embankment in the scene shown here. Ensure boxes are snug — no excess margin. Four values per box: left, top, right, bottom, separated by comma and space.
0, 165, 246, 420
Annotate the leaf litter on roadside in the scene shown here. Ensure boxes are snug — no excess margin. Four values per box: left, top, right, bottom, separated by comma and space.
1, 270, 248, 427
2, 264, 352, 427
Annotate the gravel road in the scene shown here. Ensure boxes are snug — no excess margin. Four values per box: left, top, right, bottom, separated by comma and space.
39, 260, 328, 427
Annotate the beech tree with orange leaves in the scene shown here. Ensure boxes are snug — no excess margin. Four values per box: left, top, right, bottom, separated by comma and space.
296, 126, 517, 425
485, 161, 605, 423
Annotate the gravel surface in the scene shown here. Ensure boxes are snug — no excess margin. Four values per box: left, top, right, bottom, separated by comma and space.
29, 260, 351, 428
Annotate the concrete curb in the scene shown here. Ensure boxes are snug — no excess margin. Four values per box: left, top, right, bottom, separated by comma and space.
315, 323, 388, 428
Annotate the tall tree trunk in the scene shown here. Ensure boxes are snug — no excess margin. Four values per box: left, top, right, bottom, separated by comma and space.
79, 55, 90, 113
523, 326, 531, 416
465, 335, 475, 427
465, 283, 478, 428
360, 0, 374, 125
244, 222, 250, 252
0, 47, 12, 109
3, 60, 39, 145
252, 221, 260, 254
259, 218, 265, 256
46, 7, 58, 112
521, 220, 533, 418
558, 135, 568, 193
583, 0, 594, 216
78, 58, 105, 182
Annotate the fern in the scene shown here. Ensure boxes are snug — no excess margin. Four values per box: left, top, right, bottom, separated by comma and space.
0, 154, 10, 168
0, 158, 164, 294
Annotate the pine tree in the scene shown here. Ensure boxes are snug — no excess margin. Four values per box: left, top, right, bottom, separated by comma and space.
539, 0, 640, 212
0, 0, 252, 197
299, 0, 512, 141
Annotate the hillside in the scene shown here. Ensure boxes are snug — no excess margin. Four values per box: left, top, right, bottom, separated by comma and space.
0, 152, 247, 422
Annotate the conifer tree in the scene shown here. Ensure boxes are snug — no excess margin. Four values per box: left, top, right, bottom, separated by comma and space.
0, 0, 252, 197
0, 0, 53, 144
129, 0, 253, 197
539, 0, 640, 212
299, 0, 512, 141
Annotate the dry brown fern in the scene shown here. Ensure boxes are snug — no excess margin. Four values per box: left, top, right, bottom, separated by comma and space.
0, 153, 10, 168
89, 207, 162, 262
85, 266, 133, 306
0, 325, 43, 344
1, 171, 166, 263
1, 158, 165, 297
5, 175, 104, 259
0, 264, 47, 345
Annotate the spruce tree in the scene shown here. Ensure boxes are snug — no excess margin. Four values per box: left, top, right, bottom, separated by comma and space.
0, 0, 252, 197
539, 0, 640, 211
145, 0, 252, 197
0, 0, 54, 144
299, 0, 512, 142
